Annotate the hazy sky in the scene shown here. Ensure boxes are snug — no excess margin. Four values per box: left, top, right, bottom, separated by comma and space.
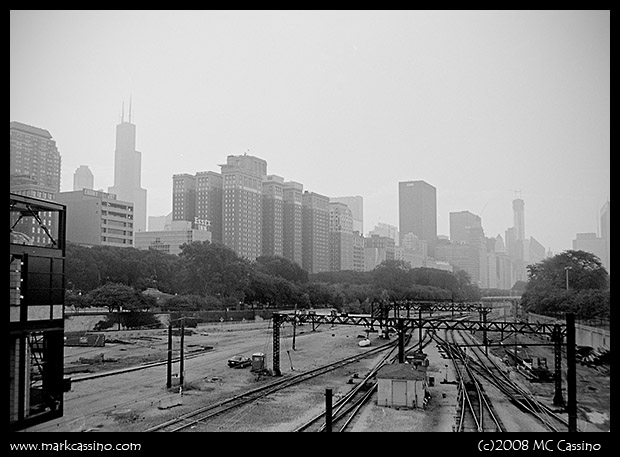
10, 10, 610, 255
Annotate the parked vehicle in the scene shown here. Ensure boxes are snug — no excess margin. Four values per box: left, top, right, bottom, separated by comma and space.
228, 355, 252, 368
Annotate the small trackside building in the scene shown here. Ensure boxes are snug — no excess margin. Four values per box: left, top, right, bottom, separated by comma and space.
376, 363, 428, 409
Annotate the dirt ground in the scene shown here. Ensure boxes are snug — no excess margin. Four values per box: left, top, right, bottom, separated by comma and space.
26, 317, 610, 433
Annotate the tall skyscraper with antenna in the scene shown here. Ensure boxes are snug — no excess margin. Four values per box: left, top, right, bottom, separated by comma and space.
108, 98, 147, 236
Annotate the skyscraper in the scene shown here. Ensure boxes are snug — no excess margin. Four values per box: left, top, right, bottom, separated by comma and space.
10, 121, 61, 193
329, 201, 354, 271
262, 175, 284, 257
398, 180, 437, 255
73, 165, 94, 191
172, 173, 197, 222
513, 198, 525, 241
283, 181, 303, 266
449, 211, 482, 244
196, 171, 223, 244
108, 101, 147, 235
220, 153, 267, 261
302, 191, 330, 273
10, 122, 61, 246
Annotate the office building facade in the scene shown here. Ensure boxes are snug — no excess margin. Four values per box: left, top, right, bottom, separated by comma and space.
135, 220, 211, 255
57, 189, 134, 247
329, 202, 354, 271
398, 180, 437, 255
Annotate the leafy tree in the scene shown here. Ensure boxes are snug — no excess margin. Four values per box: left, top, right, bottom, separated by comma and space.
521, 250, 609, 317
254, 255, 308, 283
86, 283, 152, 313
526, 250, 607, 292
372, 260, 412, 297
178, 241, 251, 299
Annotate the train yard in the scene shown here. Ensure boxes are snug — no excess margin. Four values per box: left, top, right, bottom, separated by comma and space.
24, 305, 610, 433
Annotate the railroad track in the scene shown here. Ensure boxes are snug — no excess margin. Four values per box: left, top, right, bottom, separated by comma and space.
144, 338, 399, 432
294, 330, 436, 432
434, 326, 571, 432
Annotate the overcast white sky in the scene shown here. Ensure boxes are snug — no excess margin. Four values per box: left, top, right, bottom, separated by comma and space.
10, 10, 609, 255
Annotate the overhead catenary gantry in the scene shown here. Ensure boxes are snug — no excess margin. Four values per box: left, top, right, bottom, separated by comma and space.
270, 303, 577, 432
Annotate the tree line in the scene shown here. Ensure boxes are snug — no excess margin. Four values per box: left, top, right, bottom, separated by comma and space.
65, 242, 608, 324
64, 241, 481, 314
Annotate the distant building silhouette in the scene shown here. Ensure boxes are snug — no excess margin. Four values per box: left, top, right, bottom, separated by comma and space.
329, 201, 354, 271
331, 195, 363, 234
73, 165, 94, 191
398, 180, 437, 256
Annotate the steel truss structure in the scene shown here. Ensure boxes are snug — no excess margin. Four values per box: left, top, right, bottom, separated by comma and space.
271, 305, 577, 432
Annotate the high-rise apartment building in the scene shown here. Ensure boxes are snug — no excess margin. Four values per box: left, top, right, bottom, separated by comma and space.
398, 180, 437, 255
73, 165, 94, 191
196, 171, 223, 244
302, 191, 330, 274
329, 202, 354, 271
108, 104, 147, 235
283, 181, 303, 266
262, 175, 284, 258
220, 154, 267, 261
331, 196, 363, 234
172, 172, 222, 243
10, 122, 62, 246
10, 121, 61, 193
57, 189, 134, 247
352, 231, 365, 272
172, 174, 197, 222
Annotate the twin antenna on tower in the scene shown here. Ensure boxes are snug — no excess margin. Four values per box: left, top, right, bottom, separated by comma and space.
121, 95, 133, 123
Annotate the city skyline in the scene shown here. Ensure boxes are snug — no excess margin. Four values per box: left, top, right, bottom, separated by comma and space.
10, 10, 610, 254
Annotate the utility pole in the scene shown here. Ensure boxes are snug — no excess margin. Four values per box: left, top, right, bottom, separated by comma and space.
166, 324, 172, 388
292, 303, 297, 350
179, 319, 185, 387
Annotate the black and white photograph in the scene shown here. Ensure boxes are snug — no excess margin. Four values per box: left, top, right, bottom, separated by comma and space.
10, 9, 609, 446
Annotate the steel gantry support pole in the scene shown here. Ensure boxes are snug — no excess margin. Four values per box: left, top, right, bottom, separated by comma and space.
398, 318, 405, 363
418, 308, 423, 352
566, 313, 577, 432
273, 313, 281, 376
552, 324, 565, 407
